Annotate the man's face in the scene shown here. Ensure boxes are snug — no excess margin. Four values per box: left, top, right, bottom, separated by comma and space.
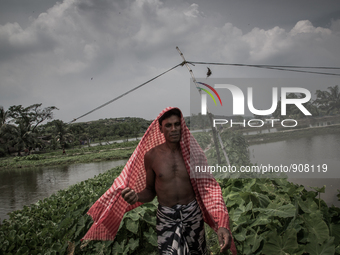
160, 115, 181, 143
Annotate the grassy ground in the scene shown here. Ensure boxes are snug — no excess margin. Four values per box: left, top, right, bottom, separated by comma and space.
0, 140, 139, 170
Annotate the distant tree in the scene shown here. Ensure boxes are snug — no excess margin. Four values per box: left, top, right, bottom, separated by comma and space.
0, 106, 9, 155
69, 123, 85, 135
118, 123, 131, 141
315, 85, 340, 115
131, 118, 141, 139
5, 120, 37, 155
7, 104, 58, 133
51, 120, 74, 148
0, 106, 8, 130
5, 104, 58, 153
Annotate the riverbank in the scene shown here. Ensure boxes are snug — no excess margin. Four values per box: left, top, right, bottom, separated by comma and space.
246, 124, 340, 145
0, 141, 139, 170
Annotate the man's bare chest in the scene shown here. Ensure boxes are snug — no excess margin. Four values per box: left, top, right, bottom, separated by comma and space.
152, 152, 188, 180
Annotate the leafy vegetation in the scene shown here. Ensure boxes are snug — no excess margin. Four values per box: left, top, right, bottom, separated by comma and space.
222, 178, 340, 255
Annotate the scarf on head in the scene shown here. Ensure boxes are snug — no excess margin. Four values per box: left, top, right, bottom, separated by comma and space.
82, 107, 236, 254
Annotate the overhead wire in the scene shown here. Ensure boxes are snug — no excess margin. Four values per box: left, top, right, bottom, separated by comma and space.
188, 61, 340, 76
68, 58, 340, 123
188, 61, 340, 69
68, 62, 183, 124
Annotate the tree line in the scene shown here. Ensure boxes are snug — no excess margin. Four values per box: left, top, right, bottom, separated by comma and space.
0, 104, 151, 157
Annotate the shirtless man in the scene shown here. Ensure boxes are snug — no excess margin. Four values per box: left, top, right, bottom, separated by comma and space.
122, 108, 231, 254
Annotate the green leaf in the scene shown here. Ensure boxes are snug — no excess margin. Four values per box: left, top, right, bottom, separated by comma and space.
51, 242, 62, 252
233, 228, 247, 242
253, 204, 296, 218
126, 238, 139, 252
310, 185, 326, 193
225, 192, 244, 207
58, 217, 73, 230
273, 193, 291, 205
240, 191, 271, 208
249, 215, 271, 228
245, 201, 253, 212
143, 213, 156, 226
126, 218, 139, 234
298, 197, 318, 213
330, 223, 340, 246
112, 240, 126, 255
262, 229, 298, 255
258, 182, 276, 194
245, 228, 263, 253
335, 244, 340, 254
125, 211, 140, 221
134, 206, 146, 217
231, 205, 246, 222
287, 217, 304, 234
305, 237, 335, 255
243, 178, 256, 191
304, 213, 329, 244
8, 230, 17, 242
16, 246, 29, 254
144, 227, 158, 247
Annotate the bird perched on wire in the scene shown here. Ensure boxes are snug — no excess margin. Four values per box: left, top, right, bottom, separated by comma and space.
206, 67, 212, 78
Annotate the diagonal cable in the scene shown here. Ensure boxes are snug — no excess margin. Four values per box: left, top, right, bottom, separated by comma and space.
68, 63, 182, 124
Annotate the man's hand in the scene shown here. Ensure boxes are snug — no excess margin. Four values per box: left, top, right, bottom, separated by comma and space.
121, 187, 138, 205
217, 227, 231, 253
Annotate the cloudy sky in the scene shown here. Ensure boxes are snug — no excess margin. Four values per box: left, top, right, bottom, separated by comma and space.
1, 0, 340, 122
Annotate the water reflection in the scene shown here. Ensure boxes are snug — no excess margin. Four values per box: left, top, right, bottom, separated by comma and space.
0, 160, 127, 222
249, 134, 340, 207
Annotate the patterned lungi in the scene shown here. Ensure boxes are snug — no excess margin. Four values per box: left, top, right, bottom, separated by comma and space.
156, 199, 208, 255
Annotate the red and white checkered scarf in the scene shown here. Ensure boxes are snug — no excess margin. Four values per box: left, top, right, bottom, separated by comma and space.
82, 107, 236, 254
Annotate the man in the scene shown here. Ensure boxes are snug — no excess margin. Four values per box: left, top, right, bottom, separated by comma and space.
122, 108, 234, 254
82, 107, 236, 254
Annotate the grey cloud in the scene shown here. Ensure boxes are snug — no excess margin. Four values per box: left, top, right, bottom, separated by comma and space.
0, 22, 58, 62
1, 0, 340, 122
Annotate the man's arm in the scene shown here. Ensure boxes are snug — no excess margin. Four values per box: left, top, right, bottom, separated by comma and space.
122, 150, 156, 204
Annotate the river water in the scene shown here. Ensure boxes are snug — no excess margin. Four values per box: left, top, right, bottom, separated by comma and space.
1, 132, 339, 222
0, 160, 127, 222
249, 133, 340, 207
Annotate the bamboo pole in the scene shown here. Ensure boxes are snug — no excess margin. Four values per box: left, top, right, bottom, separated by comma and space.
176, 46, 223, 164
